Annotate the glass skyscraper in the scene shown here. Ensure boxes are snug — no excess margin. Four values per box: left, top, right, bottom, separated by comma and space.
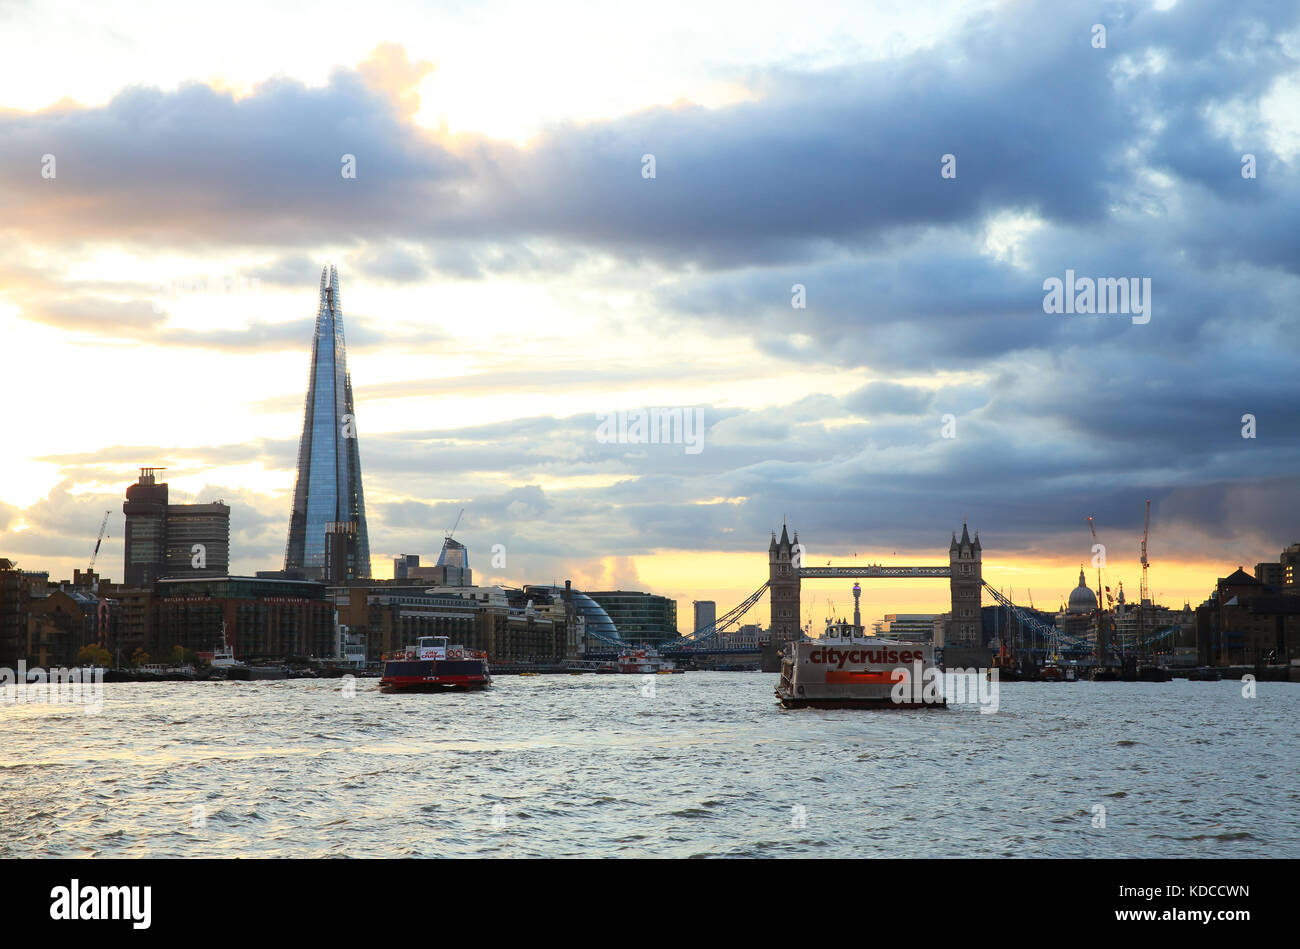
284, 265, 371, 579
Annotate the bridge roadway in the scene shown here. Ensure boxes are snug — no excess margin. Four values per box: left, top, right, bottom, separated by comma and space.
796, 565, 952, 578
586, 648, 760, 660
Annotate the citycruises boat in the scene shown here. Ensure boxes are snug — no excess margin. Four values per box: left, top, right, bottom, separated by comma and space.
380, 636, 491, 693
775, 618, 946, 710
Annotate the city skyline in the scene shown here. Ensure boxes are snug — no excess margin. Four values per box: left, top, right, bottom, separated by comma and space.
1, 1, 1299, 628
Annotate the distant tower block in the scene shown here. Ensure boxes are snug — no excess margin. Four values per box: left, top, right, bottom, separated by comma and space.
946, 520, 982, 646
768, 524, 801, 642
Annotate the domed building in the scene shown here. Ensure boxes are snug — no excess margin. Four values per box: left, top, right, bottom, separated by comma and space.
523, 584, 620, 645
1068, 567, 1098, 614
1059, 567, 1098, 640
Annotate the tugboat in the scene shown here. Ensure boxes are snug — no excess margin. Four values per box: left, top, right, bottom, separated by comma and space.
379, 636, 491, 693
775, 618, 946, 709
205, 623, 287, 680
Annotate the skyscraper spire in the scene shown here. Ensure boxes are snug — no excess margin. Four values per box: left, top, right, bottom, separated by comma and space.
284, 264, 371, 579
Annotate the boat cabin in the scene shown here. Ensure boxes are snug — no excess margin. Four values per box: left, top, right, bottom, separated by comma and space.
820, 619, 868, 641
416, 636, 449, 661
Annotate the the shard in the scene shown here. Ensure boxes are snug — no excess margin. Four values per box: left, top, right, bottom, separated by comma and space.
283, 264, 371, 579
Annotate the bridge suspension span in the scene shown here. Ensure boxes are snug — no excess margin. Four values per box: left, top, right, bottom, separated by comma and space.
661, 582, 770, 654
980, 581, 1092, 655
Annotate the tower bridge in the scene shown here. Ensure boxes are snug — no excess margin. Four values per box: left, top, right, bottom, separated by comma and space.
652, 521, 985, 661
768, 521, 983, 648
644, 523, 1160, 668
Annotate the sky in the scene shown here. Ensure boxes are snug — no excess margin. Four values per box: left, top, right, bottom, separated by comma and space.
1, 0, 1298, 632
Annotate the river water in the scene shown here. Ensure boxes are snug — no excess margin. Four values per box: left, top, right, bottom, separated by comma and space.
1, 673, 1295, 858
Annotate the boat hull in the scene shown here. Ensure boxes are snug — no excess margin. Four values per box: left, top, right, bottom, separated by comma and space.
225, 666, 286, 681
776, 691, 946, 710
379, 658, 491, 693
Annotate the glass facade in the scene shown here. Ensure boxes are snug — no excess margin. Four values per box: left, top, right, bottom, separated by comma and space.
524, 585, 621, 643
284, 265, 371, 578
588, 591, 679, 645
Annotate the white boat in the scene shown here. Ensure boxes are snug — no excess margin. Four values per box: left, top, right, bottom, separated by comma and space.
209, 623, 240, 669
614, 647, 668, 674
775, 617, 946, 709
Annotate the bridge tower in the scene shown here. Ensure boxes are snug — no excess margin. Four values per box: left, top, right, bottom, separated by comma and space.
768, 524, 802, 643
945, 520, 982, 646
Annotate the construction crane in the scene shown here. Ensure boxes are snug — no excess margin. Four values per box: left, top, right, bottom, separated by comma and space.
1139, 499, 1151, 608
1087, 515, 1114, 651
803, 593, 817, 637
446, 508, 465, 540
1138, 498, 1152, 658
1086, 516, 1111, 598
88, 510, 110, 572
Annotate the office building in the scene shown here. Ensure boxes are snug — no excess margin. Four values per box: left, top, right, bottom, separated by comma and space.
872, 613, 938, 642
283, 264, 371, 580
393, 554, 420, 580
693, 600, 716, 637
123, 468, 230, 584
588, 590, 678, 645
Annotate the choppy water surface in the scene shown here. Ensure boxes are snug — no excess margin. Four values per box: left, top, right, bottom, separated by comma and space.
1, 673, 1295, 857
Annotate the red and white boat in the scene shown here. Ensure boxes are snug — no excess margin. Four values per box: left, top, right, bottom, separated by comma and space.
380, 636, 491, 693
607, 647, 681, 674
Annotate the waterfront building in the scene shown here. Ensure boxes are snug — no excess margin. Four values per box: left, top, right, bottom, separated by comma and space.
522, 584, 619, 645
329, 580, 578, 662
24, 588, 101, 668
0, 559, 22, 665
1196, 566, 1300, 665
1282, 543, 1300, 589
151, 576, 333, 660
283, 265, 371, 580
1255, 561, 1284, 587
588, 590, 679, 645
123, 468, 230, 584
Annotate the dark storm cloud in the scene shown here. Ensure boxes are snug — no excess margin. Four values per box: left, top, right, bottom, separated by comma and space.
2, 2, 1288, 267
